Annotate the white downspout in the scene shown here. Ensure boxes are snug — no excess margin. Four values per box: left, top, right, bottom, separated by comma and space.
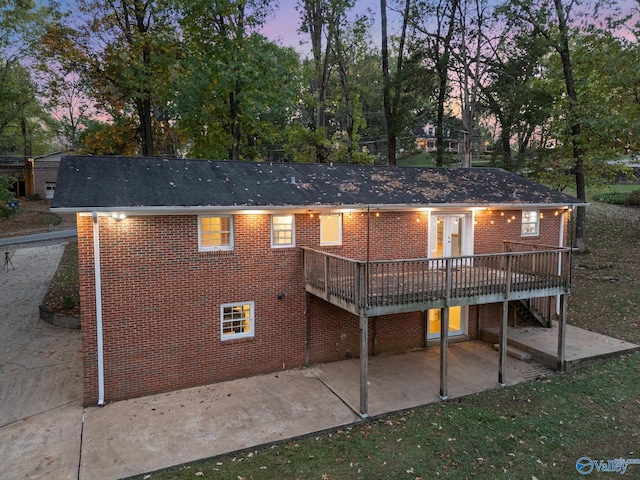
93, 211, 105, 406
556, 210, 566, 316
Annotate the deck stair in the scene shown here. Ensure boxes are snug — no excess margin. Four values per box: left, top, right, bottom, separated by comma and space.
513, 299, 551, 328
492, 343, 531, 361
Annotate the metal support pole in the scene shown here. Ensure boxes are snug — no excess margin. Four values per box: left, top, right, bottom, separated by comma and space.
557, 294, 568, 372
498, 300, 508, 386
439, 307, 449, 400
359, 308, 369, 418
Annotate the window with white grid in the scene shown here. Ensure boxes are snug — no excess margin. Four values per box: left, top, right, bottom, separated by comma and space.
199, 215, 233, 251
221, 302, 254, 340
271, 214, 295, 247
521, 210, 539, 236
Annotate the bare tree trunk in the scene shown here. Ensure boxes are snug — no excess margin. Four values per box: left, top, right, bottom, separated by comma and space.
381, 0, 410, 166
381, 0, 394, 165
554, 0, 586, 251
434, 0, 460, 167
302, 0, 332, 163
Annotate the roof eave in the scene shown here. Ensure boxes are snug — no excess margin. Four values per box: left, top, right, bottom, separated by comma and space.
52, 201, 587, 215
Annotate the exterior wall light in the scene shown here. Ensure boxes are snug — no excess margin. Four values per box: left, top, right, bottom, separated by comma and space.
112, 213, 126, 221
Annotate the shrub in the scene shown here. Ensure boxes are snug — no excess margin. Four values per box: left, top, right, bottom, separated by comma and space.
626, 189, 640, 206
591, 191, 629, 205
62, 296, 78, 310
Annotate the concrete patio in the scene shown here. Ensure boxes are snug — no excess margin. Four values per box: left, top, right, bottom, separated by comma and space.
481, 322, 640, 372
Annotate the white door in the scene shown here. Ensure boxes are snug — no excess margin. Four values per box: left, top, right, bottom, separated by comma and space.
427, 213, 471, 339
431, 214, 464, 258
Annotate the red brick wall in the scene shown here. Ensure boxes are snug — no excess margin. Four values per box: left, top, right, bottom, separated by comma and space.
473, 208, 568, 254
78, 207, 568, 404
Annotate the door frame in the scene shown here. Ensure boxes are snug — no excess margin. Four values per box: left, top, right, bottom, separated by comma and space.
426, 210, 475, 339
427, 211, 475, 260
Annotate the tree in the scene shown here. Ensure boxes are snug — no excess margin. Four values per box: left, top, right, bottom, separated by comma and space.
35, 23, 93, 150
0, 1, 60, 155
452, 0, 490, 167
381, 0, 411, 165
67, 0, 182, 156
411, 0, 460, 167
0, 175, 17, 217
298, 0, 352, 163
480, 27, 554, 171
176, 0, 298, 160
499, 0, 635, 251
329, 9, 375, 163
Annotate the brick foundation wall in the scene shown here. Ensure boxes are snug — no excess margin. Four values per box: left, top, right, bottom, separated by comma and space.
78, 207, 568, 405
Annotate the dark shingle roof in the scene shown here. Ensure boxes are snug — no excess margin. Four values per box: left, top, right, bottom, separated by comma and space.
51, 156, 583, 212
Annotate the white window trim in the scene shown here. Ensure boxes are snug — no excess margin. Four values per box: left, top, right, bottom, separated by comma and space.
521, 210, 540, 237
320, 213, 342, 246
198, 214, 234, 251
220, 301, 255, 341
271, 214, 295, 248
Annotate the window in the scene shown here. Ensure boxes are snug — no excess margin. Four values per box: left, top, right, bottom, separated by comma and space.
221, 302, 254, 340
199, 215, 233, 251
521, 210, 539, 236
45, 182, 56, 200
271, 214, 295, 247
320, 213, 342, 245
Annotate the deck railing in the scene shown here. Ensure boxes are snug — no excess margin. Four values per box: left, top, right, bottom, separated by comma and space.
302, 244, 571, 316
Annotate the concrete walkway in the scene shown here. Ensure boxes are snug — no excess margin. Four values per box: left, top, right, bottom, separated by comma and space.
1, 242, 639, 479
0, 228, 77, 247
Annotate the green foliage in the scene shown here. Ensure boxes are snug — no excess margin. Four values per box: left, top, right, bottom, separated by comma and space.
61, 296, 77, 310
77, 119, 139, 156
592, 191, 629, 205
0, 174, 17, 218
626, 189, 640, 206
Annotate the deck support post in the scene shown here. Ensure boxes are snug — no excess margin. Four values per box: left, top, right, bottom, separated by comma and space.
372, 317, 377, 356
359, 308, 369, 418
439, 307, 449, 400
557, 294, 568, 372
498, 300, 509, 386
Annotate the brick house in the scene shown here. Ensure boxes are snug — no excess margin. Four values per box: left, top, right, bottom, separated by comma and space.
52, 156, 584, 414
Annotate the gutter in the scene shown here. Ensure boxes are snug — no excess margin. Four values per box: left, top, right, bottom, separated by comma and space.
52, 201, 589, 216
92, 211, 105, 406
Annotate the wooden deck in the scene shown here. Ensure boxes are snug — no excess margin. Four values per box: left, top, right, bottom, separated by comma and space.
302, 243, 571, 317
302, 242, 572, 417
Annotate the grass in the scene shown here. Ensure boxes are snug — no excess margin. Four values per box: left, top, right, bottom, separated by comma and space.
129, 201, 640, 480
42, 241, 80, 315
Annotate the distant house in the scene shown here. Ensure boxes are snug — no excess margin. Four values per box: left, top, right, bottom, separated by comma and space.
0, 151, 73, 200
52, 156, 584, 415
31, 151, 73, 200
415, 121, 462, 154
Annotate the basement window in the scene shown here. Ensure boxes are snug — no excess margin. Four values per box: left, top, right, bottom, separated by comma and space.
199, 215, 233, 251
221, 302, 254, 341
521, 210, 539, 236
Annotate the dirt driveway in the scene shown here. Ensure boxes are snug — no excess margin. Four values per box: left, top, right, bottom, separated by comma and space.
0, 243, 83, 480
